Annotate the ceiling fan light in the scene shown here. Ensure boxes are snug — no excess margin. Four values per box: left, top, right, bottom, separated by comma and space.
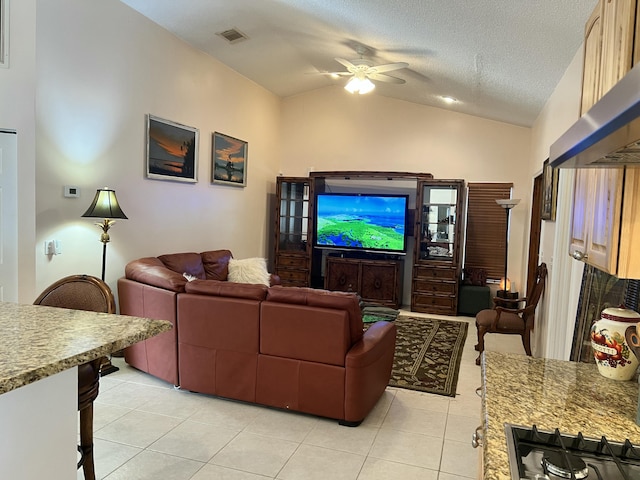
344, 77, 361, 93
358, 78, 375, 94
344, 76, 375, 94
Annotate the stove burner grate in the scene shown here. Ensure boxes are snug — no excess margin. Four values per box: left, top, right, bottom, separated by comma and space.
505, 424, 640, 480
542, 451, 588, 479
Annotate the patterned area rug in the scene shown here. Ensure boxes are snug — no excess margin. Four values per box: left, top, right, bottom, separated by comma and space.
369, 315, 468, 397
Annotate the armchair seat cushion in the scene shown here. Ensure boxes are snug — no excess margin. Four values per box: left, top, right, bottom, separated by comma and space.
476, 308, 525, 333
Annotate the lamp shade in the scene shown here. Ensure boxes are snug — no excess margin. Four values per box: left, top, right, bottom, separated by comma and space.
82, 188, 128, 219
495, 198, 521, 209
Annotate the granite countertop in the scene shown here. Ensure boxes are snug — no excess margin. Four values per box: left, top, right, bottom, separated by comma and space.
0, 301, 172, 395
481, 351, 640, 479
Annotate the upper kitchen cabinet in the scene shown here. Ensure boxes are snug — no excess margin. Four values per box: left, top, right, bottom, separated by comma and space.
570, 0, 640, 278
581, 1, 604, 113
600, 0, 637, 96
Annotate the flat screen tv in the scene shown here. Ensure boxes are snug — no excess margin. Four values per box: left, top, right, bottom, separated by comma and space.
314, 193, 408, 254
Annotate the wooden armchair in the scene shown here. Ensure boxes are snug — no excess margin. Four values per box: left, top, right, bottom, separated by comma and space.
474, 263, 548, 365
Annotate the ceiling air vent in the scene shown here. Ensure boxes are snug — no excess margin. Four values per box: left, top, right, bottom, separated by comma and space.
217, 28, 248, 44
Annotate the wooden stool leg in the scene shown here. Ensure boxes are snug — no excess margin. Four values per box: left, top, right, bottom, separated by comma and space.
79, 403, 96, 480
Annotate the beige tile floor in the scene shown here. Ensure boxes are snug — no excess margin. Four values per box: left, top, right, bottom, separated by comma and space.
83, 312, 526, 480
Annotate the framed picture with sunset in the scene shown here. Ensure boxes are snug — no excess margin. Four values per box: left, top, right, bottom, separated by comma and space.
212, 132, 248, 187
146, 115, 198, 183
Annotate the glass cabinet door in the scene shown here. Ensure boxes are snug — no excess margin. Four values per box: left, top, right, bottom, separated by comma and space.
278, 180, 309, 252
419, 185, 458, 261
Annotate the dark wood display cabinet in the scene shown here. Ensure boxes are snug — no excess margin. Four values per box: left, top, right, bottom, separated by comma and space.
273, 177, 312, 287
273, 171, 449, 306
325, 256, 403, 308
412, 179, 465, 315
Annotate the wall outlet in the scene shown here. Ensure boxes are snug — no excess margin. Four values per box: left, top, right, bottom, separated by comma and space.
44, 240, 62, 255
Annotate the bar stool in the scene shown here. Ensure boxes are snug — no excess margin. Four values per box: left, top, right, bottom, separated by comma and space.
34, 274, 116, 480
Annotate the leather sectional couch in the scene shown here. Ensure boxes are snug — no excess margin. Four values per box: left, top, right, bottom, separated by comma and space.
118, 250, 397, 425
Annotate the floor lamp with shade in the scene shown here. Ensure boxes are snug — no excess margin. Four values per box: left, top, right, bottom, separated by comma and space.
82, 187, 128, 375
82, 187, 128, 282
495, 198, 520, 299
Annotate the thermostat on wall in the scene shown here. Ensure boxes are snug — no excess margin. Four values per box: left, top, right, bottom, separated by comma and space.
64, 185, 80, 198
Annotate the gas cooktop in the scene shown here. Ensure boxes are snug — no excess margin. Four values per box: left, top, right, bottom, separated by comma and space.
504, 424, 640, 480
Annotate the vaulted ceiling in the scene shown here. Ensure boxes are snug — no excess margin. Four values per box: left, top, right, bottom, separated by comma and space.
120, 0, 598, 127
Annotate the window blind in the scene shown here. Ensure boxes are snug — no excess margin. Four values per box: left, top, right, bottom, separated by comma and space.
465, 182, 513, 281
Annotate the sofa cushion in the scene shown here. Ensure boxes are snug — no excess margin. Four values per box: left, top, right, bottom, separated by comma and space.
462, 267, 487, 286
124, 257, 188, 292
260, 302, 351, 366
185, 279, 268, 301
266, 286, 363, 344
201, 250, 232, 281
228, 257, 271, 286
158, 252, 206, 280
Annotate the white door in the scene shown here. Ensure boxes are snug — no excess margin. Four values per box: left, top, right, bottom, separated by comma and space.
0, 131, 18, 302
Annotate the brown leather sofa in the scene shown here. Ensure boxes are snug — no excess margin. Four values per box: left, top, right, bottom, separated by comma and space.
118, 250, 397, 426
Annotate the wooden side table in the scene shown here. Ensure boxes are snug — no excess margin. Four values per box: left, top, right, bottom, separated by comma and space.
494, 291, 521, 309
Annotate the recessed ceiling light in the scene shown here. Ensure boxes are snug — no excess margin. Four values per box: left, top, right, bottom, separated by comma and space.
440, 96, 458, 104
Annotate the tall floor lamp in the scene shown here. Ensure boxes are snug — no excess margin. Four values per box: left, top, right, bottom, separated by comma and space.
82, 187, 128, 376
82, 187, 128, 281
495, 198, 520, 299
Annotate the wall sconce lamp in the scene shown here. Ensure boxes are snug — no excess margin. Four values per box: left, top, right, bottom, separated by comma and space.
82, 187, 128, 282
495, 198, 520, 298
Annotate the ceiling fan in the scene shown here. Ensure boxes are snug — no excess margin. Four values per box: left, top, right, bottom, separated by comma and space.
326, 46, 408, 94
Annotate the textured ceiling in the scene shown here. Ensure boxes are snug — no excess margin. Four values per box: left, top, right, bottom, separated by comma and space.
119, 0, 598, 127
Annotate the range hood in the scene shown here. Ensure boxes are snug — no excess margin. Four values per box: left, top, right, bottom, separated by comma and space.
550, 62, 640, 168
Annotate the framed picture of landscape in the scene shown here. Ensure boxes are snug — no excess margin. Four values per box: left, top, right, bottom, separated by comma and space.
541, 158, 558, 221
212, 132, 248, 187
146, 115, 198, 183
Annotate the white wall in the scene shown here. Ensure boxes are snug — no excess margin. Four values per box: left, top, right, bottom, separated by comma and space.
9, 0, 586, 328
280, 88, 532, 303
0, 0, 37, 303
529, 47, 586, 359
34, 0, 282, 295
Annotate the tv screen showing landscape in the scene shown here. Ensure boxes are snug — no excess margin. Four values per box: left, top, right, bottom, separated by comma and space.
315, 194, 408, 253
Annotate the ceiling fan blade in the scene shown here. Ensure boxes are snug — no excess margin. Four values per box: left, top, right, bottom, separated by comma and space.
369, 62, 409, 74
368, 73, 406, 84
305, 71, 352, 77
335, 57, 356, 70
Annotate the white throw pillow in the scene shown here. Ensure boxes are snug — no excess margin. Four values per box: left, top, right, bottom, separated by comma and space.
227, 257, 270, 286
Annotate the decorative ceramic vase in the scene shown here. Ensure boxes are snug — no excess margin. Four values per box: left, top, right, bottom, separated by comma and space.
591, 307, 640, 381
